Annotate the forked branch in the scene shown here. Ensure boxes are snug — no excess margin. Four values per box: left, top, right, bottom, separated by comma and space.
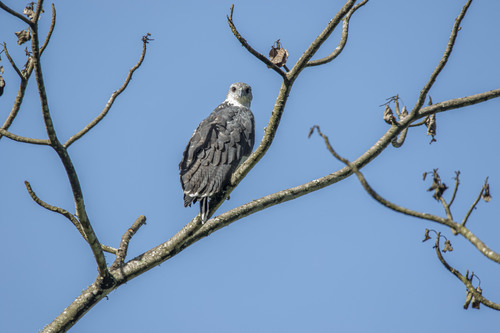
307, 0, 368, 67
227, 5, 287, 81
111, 215, 147, 269
309, 126, 500, 265
24, 181, 118, 254
0, 1, 34, 26
434, 233, 500, 310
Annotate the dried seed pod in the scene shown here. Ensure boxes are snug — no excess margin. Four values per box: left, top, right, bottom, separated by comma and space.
23, 2, 43, 20
422, 229, 431, 242
383, 105, 396, 124
443, 240, 453, 252
269, 40, 289, 68
400, 106, 408, 119
482, 183, 491, 202
23, 2, 35, 19
471, 286, 482, 309
0, 76, 5, 97
427, 169, 447, 200
425, 113, 437, 143
15, 30, 31, 45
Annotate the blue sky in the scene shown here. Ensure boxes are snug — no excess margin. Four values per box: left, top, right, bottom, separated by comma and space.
1, 0, 500, 332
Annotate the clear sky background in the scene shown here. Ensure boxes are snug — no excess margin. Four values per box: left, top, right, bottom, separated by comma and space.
1, 0, 500, 332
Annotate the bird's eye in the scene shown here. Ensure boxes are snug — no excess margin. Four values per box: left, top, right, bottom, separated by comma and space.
245, 88, 250, 94
231, 86, 237, 92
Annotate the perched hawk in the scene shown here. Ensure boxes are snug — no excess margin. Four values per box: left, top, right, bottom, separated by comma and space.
179, 82, 255, 223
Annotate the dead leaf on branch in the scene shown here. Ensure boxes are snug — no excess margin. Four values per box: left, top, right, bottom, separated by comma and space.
15, 30, 31, 45
425, 113, 437, 144
482, 183, 491, 202
471, 286, 482, 309
422, 229, 431, 242
426, 169, 447, 200
383, 105, 396, 124
0, 76, 5, 97
23, 2, 43, 20
269, 39, 289, 68
442, 239, 453, 252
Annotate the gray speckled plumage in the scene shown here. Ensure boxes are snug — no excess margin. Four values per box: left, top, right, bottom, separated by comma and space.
179, 82, 255, 223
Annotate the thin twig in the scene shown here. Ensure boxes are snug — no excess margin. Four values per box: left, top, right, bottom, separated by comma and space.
449, 171, 460, 207
24, 181, 117, 254
0, 128, 49, 145
461, 177, 487, 227
64, 34, 151, 148
2, 43, 24, 78
439, 197, 454, 221
226, 5, 287, 81
0, 71, 31, 141
289, 0, 357, 77
409, 118, 428, 127
0, 1, 34, 26
40, 3, 56, 55
434, 233, 500, 311
111, 215, 147, 270
306, 0, 368, 67
410, 0, 472, 116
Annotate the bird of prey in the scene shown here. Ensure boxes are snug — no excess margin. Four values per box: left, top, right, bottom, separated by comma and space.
179, 82, 255, 223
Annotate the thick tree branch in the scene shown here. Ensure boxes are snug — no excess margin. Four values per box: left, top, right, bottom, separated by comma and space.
64, 34, 151, 148
306, 0, 368, 67
434, 233, 500, 311
40, 1, 500, 330
29, 4, 111, 281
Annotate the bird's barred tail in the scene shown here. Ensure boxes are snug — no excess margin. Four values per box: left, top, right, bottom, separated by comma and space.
200, 197, 209, 224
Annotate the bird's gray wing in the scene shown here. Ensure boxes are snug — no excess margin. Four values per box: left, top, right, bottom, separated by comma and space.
179, 106, 252, 207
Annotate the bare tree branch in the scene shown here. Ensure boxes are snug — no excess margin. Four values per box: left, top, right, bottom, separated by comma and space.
410, 0, 472, 116
418, 88, 500, 118
226, 5, 287, 81
32, 1, 500, 330
306, 0, 368, 67
448, 171, 460, 207
308, 126, 500, 266
24, 181, 118, 255
461, 177, 488, 227
29, 6, 112, 281
111, 215, 147, 269
289, 0, 357, 77
64, 34, 151, 148
2, 43, 24, 78
40, 3, 56, 55
0, 128, 49, 145
0, 1, 34, 26
434, 233, 500, 310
